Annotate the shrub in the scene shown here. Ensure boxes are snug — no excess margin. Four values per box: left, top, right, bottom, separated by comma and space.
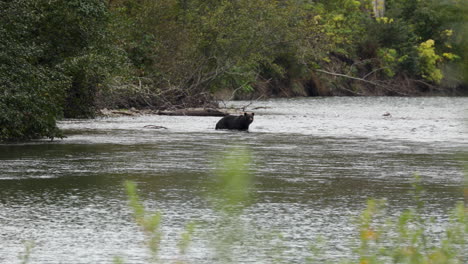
0, 0, 118, 141
0, 1, 68, 141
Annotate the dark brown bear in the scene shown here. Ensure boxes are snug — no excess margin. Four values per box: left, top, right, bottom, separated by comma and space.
215, 112, 254, 130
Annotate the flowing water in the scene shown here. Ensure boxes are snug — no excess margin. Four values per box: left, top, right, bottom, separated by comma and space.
0, 97, 467, 263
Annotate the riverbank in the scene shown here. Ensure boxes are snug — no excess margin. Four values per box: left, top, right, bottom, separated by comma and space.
3, 0, 466, 142
97, 88, 468, 119
213, 77, 468, 101
98, 107, 244, 117
66, 97, 468, 144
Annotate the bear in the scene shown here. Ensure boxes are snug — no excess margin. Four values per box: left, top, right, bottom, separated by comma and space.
215, 112, 254, 131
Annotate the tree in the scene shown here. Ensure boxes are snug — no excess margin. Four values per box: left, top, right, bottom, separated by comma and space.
0, 0, 113, 141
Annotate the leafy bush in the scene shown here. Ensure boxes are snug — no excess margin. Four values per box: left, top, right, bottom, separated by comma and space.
0, 0, 119, 140
106, 0, 331, 104
373, 0, 465, 87
32, 0, 113, 118
0, 1, 68, 141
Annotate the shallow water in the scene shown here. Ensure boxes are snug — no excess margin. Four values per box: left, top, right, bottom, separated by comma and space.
0, 97, 466, 263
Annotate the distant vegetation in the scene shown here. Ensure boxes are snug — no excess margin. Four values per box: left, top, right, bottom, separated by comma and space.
1, 0, 467, 141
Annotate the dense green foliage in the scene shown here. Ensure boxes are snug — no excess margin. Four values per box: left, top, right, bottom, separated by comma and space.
1, 0, 67, 140
1, 0, 467, 141
0, 0, 116, 140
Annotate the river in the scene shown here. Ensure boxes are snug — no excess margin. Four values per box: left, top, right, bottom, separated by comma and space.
0, 97, 466, 263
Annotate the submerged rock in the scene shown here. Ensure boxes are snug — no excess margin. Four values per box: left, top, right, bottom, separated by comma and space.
143, 125, 168, 129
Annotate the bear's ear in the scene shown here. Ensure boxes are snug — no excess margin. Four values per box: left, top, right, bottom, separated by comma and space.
244, 113, 247, 116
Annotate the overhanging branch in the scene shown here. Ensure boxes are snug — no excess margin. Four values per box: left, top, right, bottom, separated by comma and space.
314, 69, 409, 96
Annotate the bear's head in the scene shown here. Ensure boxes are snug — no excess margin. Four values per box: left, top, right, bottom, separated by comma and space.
243, 112, 254, 124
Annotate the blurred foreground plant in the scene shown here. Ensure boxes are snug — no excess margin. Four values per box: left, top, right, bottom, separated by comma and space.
18, 241, 34, 264
125, 181, 163, 262
120, 147, 254, 263
340, 175, 467, 264
208, 146, 254, 213
119, 151, 466, 264
207, 147, 257, 263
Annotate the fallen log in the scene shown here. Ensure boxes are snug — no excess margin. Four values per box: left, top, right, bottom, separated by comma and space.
99, 108, 146, 117
157, 108, 238, 117
99, 107, 241, 117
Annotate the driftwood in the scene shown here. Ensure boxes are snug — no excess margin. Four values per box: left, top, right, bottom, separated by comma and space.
157, 108, 238, 117
99, 108, 147, 117
108, 110, 136, 116
99, 107, 242, 117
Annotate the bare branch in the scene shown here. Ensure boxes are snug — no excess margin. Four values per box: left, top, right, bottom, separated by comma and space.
315, 69, 409, 96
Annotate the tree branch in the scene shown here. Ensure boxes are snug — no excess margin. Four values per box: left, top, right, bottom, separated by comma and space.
315, 69, 409, 96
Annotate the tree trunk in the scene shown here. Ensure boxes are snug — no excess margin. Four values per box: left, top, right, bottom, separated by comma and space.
372, 0, 385, 18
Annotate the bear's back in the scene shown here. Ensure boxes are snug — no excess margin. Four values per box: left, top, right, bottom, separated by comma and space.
215, 114, 252, 130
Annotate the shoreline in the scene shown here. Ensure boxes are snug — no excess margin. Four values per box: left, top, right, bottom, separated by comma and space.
98, 107, 243, 117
